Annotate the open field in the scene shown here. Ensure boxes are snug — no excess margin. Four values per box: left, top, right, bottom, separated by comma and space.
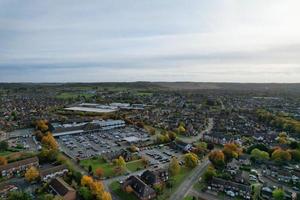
157, 167, 192, 200
109, 181, 138, 200
126, 159, 145, 172
80, 158, 115, 177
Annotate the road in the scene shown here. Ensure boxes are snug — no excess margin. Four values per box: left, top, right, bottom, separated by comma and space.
180, 118, 213, 143
169, 158, 210, 200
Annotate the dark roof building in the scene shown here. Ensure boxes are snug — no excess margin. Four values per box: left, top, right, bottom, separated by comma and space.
122, 175, 156, 200
141, 169, 168, 186
49, 177, 76, 200
0, 156, 39, 178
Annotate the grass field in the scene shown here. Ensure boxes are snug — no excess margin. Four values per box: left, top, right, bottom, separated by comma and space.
0, 151, 15, 156
126, 159, 145, 172
183, 196, 194, 200
109, 166, 193, 200
157, 167, 192, 200
80, 158, 115, 177
109, 181, 138, 200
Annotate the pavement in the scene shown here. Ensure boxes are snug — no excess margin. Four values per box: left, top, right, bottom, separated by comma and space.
169, 158, 210, 200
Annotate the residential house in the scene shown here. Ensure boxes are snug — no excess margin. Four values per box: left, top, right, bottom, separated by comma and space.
141, 169, 168, 186
209, 177, 251, 200
40, 164, 68, 182
122, 175, 156, 200
0, 157, 39, 178
49, 177, 76, 200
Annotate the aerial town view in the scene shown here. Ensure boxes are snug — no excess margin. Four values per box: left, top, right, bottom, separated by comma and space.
1, 1, 300, 200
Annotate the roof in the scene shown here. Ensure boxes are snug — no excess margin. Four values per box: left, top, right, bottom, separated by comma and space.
0, 157, 39, 172
49, 177, 75, 196
126, 175, 156, 198
124, 136, 140, 142
211, 177, 251, 192
40, 164, 68, 177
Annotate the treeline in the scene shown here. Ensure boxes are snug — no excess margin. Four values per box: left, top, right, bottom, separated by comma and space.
256, 109, 300, 134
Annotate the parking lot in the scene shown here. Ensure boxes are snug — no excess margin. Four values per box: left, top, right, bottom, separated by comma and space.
57, 127, 150, 159
139, 145, 184, 168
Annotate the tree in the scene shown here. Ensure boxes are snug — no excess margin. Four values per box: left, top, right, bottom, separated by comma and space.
125, 185, 133, 193
79, 187, 93, 200
0, 141, 8, 151
169, 157, 180, 176
209, 150, 225, 169
25, 166, 39, 182
251, 183, 262, 200
147, 127, 156, 135
222, 143, 242, 161
88, 165, 93, 174
246, 144, 269, 154
272, 188, 285, 200
115, 156, 126, 169
141, 156, 149, 167
153, 183, 164, 194
168, 131, 177, 141
8, 191, 32, 200
207, 143, 214, 150
36, 119, 49, 133
81, 175, 94, 187
251, 148, 269, 162
271, 148, 291, 163
290, 141, 300, 149
290, 150, 300, 162
203, 166, 216, 183
101, 191, 112, 200
95, 167, 104, 178
184, 153, 199, 168
41, 133, 58, 150
90, 181, 104, 196
129, 145, 139, 152
0, 156, 7, 165
177, 125, 186, 134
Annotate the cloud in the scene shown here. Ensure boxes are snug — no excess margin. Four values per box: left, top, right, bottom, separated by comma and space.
0, 0, 300, 82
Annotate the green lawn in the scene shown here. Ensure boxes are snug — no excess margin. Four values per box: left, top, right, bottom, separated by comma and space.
80, 158, 115, 177
109, 181, 137, 200
126, 159, 145, 172
183, 196, 194, 200
157, 167, 193, 200
0, 151, 14, 156
109, 166, 193, 200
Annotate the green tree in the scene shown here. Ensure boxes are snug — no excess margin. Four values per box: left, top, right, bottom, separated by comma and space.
0, 141, 8, 151
203, 166, 216, 183
272, 188, 285, 200
184, 153, 199, 168
8, 191, 32, 200
251, 148, 269, 162
79, 187, 93, 200
169, 157, 180, 176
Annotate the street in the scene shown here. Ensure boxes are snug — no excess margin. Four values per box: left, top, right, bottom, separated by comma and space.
169, 158, 210, 200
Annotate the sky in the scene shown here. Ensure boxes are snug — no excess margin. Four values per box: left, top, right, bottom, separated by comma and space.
0, 0, 300, 82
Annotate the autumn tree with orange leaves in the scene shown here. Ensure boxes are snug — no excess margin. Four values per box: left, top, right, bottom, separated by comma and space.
95, 167, 104, 178
0, 156, 7, 165
80, 175, 112, 200
41, 133, 58, 150
222, 143, 242, 161
209, 150, 225, 169
25, 166, 39, 182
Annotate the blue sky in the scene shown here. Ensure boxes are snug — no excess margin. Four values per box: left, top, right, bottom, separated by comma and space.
0, 0, 300, 82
